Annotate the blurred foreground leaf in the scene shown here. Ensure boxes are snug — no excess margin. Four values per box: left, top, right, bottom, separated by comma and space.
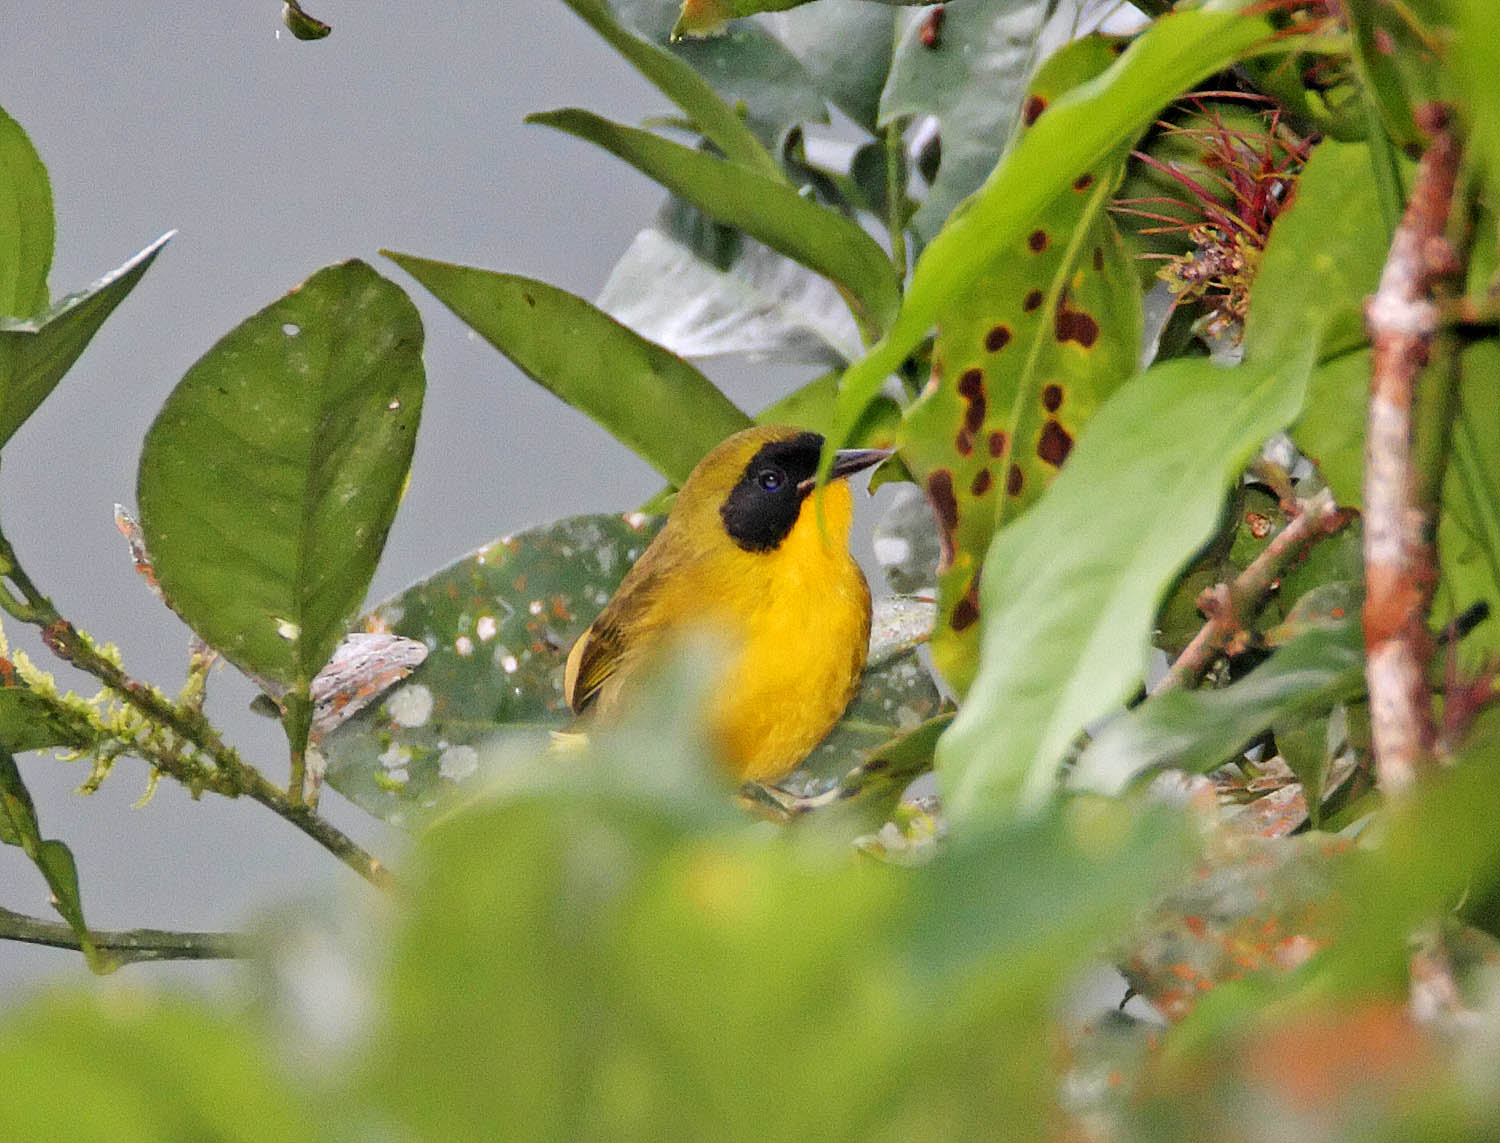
0, 232, 170, 450
137, 260, 424, 695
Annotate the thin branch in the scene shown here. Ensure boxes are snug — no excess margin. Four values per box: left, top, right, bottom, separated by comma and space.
1157, 489, 1347, 693
0, 906, 242, 964
1362, 103, 1462, 795
0, 531, 395, 890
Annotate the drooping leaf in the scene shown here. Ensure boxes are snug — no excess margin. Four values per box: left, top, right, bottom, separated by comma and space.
0, 746, 102, 970
137, 261, 424, 693
609, 0, 828, 142
0, 232, 170, 450
1071, 618, 1366, 796
527, 109, 901, 334
597, 224, 863, 365
765, 0, 898, 133
320, 515, 940, 824
898, 35, 1138, 693
0, 104, 52, 320
558, 0, 783, 178
830, 2, 1277, 460
937, 348, 1312, 822
879, 0, 1083, 243
387, 252, 750, 485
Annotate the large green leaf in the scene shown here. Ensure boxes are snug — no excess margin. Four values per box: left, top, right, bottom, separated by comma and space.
898, 34, 1136, 693
0, 746, 101, 970
937, 349, 1312, 822
879, 0, 1058, 243
137, 261, 424, 692
320, 513, 941, 823
1071, 618, 1367, 795
830, 1, 1276, 460
527, 109, 902, 335
558, 0, 783, 179
0, 104, 52, 320
387, 252, 750, 485
0, 233, 170, 450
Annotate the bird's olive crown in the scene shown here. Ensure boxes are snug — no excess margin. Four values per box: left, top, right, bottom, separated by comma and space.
719, 431, 824, 552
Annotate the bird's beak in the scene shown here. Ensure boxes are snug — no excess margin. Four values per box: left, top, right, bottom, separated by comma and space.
798, 447, 893, 495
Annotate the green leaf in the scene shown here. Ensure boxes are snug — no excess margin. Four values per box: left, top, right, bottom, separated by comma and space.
386, 252, 750, 485
0, 993, 317, 1142
321, 514, 941, 823
558, 0, 783, 178
1453, 0, 1500, 210
937, 349, 1312, 822
830, 1, 1276, 459
281, 0, 332, 39
1246, 140, 1394, 367
137, 261, 424, 693
0, 745, 102, 970
898, 34, 1137, 693
1292, 348, 1370, 507
879, 0, 1059, 243
0, 104, 52, 319
766, 0, 898, 133
1071, 618, 1366, 796
0, 232, 170, 450
528, 109, 902, 335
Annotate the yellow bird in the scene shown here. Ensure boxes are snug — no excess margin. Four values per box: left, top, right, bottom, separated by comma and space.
564, 425, 889, 784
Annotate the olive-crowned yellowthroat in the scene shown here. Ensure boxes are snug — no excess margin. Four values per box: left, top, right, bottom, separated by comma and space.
564, 425, 889, 783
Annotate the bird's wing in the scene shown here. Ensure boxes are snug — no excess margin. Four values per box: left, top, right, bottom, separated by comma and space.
563, 611, 629, 715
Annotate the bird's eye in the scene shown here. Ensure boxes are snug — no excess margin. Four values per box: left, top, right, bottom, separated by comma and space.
757, 468, 784, 491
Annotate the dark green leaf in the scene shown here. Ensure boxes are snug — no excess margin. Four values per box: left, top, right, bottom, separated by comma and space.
937, 349, 1312, 821
558, 0, 783, 178
1071, 618, 1366, 796
0, 688, 96, 754
137, 261, 424, 692
832, 2, 1276, 456
879, 0, 1057, 243
0, 104, 52, 319
387, 252, 750, 484
0, 746, 101, 970
527, 109, 901, 333
766, 0, 898, 133
0, 232, 170, 450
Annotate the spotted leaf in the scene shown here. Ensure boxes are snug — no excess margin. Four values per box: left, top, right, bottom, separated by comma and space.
899, 36, 1140, 693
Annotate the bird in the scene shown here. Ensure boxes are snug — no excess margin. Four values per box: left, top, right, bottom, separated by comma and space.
563, 424, 890, 784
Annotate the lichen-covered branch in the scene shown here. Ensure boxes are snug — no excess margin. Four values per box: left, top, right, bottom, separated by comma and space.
1158, 488, 1347, 693
1362, 103, 1462, 795
0, 906, 242, 965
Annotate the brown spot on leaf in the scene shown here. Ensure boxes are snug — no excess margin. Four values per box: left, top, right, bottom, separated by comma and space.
1022, 94, 1046, 125
1023, 289, 1044, 312
1037, 419, 1073, 467
1054, 293, 1100, 348
955, 428, 973, 456
988, 430, 1008, 458
950, 577, 981, 632
1073, 172, 1094, 191
1042, 383, 1063, 412
926, 469, 959, 537
971, 468, 992, 497
1007, 464, 1024, 496
957, 368, 986, 433
957, 368, 983, 399
1028, 229, 1049, 253
1093, 246, 1105, 272
985, 324, 1011, 352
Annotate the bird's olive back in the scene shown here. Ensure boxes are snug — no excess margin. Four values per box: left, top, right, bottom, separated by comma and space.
718, 431, 823, 552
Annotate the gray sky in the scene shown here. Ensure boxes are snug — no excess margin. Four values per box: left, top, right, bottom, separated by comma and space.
0, 2, 819, 992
